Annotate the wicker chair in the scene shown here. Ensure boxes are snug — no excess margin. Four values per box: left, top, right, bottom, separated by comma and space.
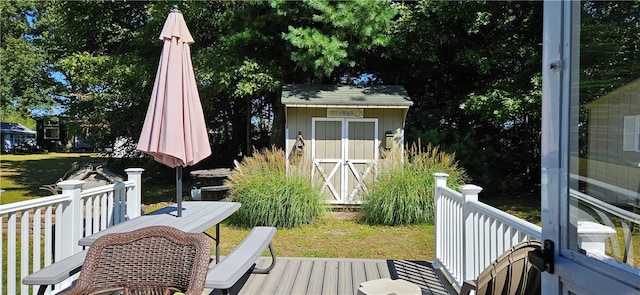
459, 240, 542, 295
61, 226, 211, 295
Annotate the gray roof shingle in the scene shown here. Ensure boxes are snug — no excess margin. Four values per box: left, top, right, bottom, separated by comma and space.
281, 84, 413, 108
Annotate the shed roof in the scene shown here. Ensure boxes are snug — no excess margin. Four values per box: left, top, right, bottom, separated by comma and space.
585, 78, 640, 109
282, 84, 413, 108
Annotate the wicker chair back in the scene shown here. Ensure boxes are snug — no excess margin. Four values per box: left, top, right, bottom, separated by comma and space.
61, 225, 211, 295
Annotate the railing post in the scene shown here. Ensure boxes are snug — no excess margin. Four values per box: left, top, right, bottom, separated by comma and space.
58, 180, 86, 260
434, 173, 449, 190
433, 173, 449, 270
125, 168, 144, 219
461, 184, 483, 282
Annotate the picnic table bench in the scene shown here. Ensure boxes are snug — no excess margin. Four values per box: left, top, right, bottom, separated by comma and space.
22, 250, 88, 295
206, 226, 277, 294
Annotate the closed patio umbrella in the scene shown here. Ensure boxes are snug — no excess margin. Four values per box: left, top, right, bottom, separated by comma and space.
137, 6, 211, 217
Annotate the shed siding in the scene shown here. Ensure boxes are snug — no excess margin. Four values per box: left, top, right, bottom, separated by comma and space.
586, 80, 640, 204
366, 108, 406, 149
286, 107, 406, 154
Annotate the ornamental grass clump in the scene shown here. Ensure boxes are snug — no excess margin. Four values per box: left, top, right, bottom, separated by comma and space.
361, 141, 468, 226
225, 146, 326, 228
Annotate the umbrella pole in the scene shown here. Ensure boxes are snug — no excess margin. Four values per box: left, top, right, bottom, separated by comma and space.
177, 166, 182, 217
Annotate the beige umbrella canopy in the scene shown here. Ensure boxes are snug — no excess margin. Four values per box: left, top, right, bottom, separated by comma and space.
137, 6, 211, 217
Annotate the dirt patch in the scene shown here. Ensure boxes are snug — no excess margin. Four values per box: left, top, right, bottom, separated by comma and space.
329, 211, 360, 220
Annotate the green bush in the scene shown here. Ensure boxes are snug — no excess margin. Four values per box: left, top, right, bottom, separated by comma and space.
361, 141, 468, 225
225, 147, 327, 228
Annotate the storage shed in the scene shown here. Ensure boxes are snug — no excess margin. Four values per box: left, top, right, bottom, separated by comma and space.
281, 84, 413, 205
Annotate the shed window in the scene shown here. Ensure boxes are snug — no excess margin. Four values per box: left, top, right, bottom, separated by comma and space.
623, 115, 640, 152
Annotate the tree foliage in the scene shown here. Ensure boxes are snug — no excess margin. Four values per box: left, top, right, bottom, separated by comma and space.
378, 1, 544, 194
0, 0, 58, 120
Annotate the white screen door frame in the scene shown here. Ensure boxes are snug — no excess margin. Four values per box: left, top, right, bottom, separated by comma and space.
542, 1, 639, 294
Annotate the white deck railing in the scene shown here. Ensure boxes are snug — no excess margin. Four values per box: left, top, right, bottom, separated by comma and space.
1, 168, 144, 295
433, 173, 542, 290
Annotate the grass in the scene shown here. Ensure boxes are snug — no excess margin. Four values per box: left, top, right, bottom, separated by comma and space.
483, 194, 542, 225
0, 152, 100, 204
225, 147, 327, 228
362, 143, 468, 225
0, 152, 181, 205
210, 214, 436, 260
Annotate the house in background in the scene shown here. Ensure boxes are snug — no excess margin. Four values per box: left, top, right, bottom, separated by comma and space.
0, 122, 37, 153
584, 78, 640, 205
35, 116, 68, 152
281, 84, 413, 205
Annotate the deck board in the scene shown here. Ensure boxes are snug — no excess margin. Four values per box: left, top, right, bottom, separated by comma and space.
275, 259, 300, 294
205, 257, 454, 295
290, 259, 313, 294
338, 260, 354, 295
307, 260, 327, 294
323, 259, 340, 295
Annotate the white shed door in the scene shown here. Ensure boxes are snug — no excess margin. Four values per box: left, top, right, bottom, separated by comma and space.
312, 118, 378, 204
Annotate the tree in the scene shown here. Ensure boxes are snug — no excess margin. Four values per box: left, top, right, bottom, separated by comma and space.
27, 0, 398, 164
379, 1, 544, 195
41, 1, 159, 149
0, 0, 59, 121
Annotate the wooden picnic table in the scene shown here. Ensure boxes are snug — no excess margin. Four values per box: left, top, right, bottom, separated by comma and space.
190, 168, 235, 200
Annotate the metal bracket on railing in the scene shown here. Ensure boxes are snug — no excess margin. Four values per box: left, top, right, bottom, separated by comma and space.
529, 239, 555, 274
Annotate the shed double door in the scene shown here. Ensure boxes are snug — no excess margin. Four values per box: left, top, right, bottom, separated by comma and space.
311, 118, 378, 204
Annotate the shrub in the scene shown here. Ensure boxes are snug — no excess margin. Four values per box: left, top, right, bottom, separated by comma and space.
225, 146, 327, 228
361, 141, 468, 225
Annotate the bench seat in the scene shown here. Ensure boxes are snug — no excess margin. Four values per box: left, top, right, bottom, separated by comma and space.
201, 185, 231, 192
206, 226, 276, 291
22, 250, 87, 295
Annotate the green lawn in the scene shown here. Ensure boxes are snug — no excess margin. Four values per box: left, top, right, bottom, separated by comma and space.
0, 152, 100, 204
0, 152, 180, 205
213, 216, 436, 260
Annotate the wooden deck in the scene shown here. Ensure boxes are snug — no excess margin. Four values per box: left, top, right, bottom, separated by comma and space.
205, 257, 456, 295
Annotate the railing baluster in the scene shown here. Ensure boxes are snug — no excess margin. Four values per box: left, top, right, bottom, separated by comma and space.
93, 194, 100, 235
21, 209, 30, 294
8, 212, 17, 294
45, 205, 53, 268
33, 207, 42, 295
107, 190, 114, 227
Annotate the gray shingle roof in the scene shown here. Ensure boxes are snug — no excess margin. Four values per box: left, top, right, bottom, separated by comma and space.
0, 122, 36, 134
281, 84, 413, 108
